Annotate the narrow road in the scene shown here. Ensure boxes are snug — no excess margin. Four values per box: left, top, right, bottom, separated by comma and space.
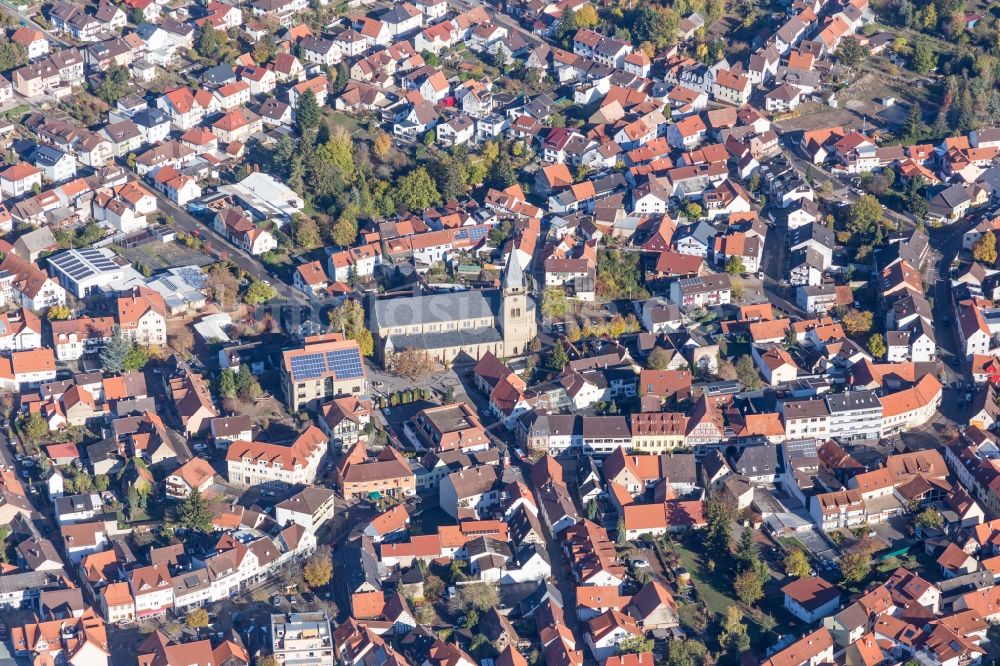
928, 215, 980, 384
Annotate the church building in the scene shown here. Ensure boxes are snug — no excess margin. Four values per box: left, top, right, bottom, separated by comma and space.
370, 254, 536, 364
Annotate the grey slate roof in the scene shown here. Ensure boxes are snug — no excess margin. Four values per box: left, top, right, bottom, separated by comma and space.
734, 444, 779, 477
387, 326, 503, 351
374, 290, 499, 328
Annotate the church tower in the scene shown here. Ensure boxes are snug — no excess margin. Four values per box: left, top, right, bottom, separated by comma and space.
500, 252, 535, 357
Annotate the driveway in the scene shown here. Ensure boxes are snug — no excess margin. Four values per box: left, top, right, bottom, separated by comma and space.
796, 527, 837, 562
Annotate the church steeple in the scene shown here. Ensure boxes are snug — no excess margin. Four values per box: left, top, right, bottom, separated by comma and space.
500, 252, 532, 357
503, 251, 526, 293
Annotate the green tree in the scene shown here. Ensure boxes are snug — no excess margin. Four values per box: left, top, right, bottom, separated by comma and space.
974, 231, 998, 264
93, 64, 131, 104
784, 549, 811, 578
318, 126, 355, 180
127, 485, 141, 515
913, 40, 936, 73
735, 355, 760, 389
549, 343, 569, 370
244, 279, 277, 305
840, 550, 872, 584
429, 154, 467, 201
632, 5, 679, 48
100, 327, 132, 375
123, 346, 149, 372
903, 103, 924, 141
734, 529, 759, 572
733, 569, 764, 605
667, 640, 708, 666
619, 635, 655, 654
195, 24, 225, 60
0, 42, 26, 72
19, 413, 48, 445
718, 607, 750, 655
541, 286, 570, 320
647, 347, 670, 370
684, 202, 703, 219
218, 368, 237, 399
838, 38, 867, 67
295, 89, 322, 138
487, 221, 512, 248
462, 608, 479, 629
487, 152, 517, 190
333, 61, 350, 92
178, 488, 212, 532
303, 547, 333, 588
397, 167, 441, 211
705, 497, 733, 559
915, 507, 944, 531
235, 365, 254, 397
331, 212, 359, 247
848, 195, 883, 235
868, 333, 886, 359
293, 214, 322, 249
555, 6, 579, 45
187, 608, 210, 629
725, 256, 746, 274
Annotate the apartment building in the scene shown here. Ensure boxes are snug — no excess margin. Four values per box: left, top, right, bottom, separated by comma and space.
225, 427, 328, 487
780, 398, 831, 440
337, 442, 416, 501
825, 391, 881, 442
810, 489, 865, 531
117, 287, 167, 347
271, 612, 334, 666
410, 403, 489, 453
129, 564, 174, 619
628, 412, 688, 453
281, 334, 367, 412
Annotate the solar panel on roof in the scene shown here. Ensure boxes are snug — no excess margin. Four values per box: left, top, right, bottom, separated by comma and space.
327, 348, 362, 379
468, 227, 487, 241
290, 352, 325, 380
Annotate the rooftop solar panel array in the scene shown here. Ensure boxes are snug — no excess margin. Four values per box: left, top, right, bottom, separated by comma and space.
289, 353, 325, 380
290, 346, 364, 381
49, 248, 123, 283
327, 349, 363, 379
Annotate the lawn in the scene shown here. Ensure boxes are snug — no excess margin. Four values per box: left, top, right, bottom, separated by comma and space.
776, 536, 807, 553
669, 534, 789, 653
670, 538, 736, 617
323, 109, 364, 135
